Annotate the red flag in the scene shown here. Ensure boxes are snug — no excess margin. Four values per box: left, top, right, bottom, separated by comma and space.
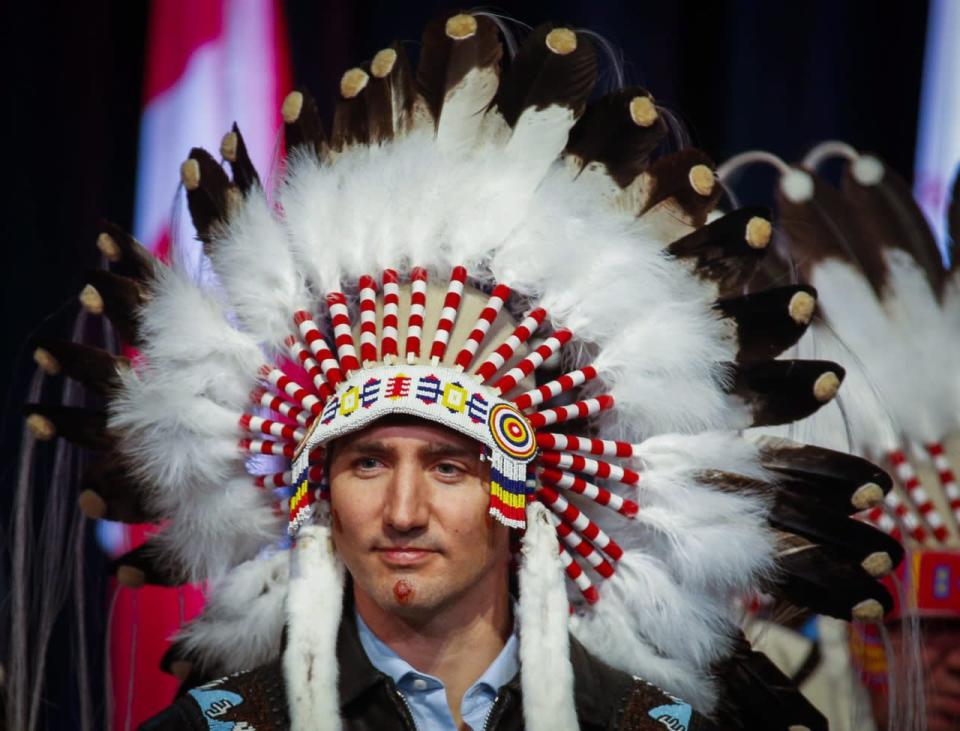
107, 2, 290, 727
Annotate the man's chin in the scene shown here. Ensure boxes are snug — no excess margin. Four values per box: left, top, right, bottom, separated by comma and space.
367, 574, 449, 616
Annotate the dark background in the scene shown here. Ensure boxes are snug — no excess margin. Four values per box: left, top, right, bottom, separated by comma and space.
0, 1, 931, 727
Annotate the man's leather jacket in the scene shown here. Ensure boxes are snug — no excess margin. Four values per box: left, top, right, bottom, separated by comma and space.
140, 610, 717, 731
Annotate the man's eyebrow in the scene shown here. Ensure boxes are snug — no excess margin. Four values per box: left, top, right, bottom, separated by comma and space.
334, 438, 479, 458
337, 439, 392, 456
420, 442, 479, 458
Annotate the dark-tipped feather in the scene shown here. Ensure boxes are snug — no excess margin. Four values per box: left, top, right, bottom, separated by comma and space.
112, 540, 186, 588
221, 122, 260, 193
282, 88, 327, 158
757, 438, 893, 500
715, 285, 817, 361
713, 633, 828, 731
23, 404, 110, 451
373, 42, 418, 136
80, 458, 156, 524
160, 640, 221, 692
758, 439, 893, 516
565, 87, 668, 187
491, 22, 596, 128
334, 44, 420, 148
82, 270, 147, 345
729, 359, 845, 427
770, 541, 896, 620
416, 12, 502, 124
184, 147, 231, 251
777, 170, 890, 297
772, 492, 904, 558
365, 50, 403, 142
641, 149, 722, 227
32, 338, 129, 395
331, 69, 373, 149
668, 206, 772, 298
98, 220, 157, 282
841, 155, 947, 299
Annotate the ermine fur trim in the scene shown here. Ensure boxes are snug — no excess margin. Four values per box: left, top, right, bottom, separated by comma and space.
519, 501, 579, 731
284, 525, 344, 731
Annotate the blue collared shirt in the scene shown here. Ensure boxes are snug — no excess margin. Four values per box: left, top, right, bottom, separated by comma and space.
356, 611, 519, 731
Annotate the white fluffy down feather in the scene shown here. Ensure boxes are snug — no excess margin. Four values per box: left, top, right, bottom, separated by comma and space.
572, 432, 775, 712
174, 550, 289, 673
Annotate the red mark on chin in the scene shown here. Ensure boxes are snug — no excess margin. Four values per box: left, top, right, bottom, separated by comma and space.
393, 580, 414, 605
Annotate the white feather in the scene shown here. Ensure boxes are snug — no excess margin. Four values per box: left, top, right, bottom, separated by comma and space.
174, 550, 289, 672
572, 432, 774, 713
436, 66, 500, 154
211, 188, 310, 349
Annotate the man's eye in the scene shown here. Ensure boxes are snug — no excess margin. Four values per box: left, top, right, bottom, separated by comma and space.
435, 462, 463, 476
356, 457, 382, 471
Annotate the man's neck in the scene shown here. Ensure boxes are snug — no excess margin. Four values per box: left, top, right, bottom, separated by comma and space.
354, 571, 512, 727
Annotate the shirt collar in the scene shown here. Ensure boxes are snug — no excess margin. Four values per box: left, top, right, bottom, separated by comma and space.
355, 609, 519, 695
321, 595, 617, 728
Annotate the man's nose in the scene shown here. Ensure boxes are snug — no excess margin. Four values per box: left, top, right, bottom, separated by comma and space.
383, 463, 430, 532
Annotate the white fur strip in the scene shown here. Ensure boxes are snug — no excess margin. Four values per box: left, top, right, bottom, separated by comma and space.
284, 525, 344, 731
519, 501, 579, 731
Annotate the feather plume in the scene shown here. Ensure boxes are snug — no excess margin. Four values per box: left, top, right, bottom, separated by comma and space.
112, 539, 187, 588
82, 269, 148, 345
777, 168, 890, 296
169, 551, 289, 679
754, 437, 893, 514
714, 284, 817, 361
728, 359, 844, 428
770, 541, 895, 619
640, 149, 722, 234
572, 431, 776, 712
770, 494, 902, 572
417, 12, 502, 152
182, 147, 233, 252
22, 404, 110, 451
97, 219, 157, 282
667, 207, 772, 298
331, 67, 375, 150
842, 154, 946, 296
490, 23, 597, 181
565, 87, 668, 197
712, 633, 828, 731
31, 338, 129, 395
370, 43, 418, 138
282, 88, 327, 159
79, 457, 155, 523
221, 122, 261, 194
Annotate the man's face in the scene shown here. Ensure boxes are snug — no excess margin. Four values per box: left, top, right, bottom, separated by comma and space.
328, 418, 510, 620
868, 619, 960, 731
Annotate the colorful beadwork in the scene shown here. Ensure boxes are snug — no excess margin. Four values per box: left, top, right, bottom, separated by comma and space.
240, 265, 639, 604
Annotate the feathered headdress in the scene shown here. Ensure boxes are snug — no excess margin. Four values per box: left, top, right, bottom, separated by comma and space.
720, 141, 960, 613
27, 14, 903, 731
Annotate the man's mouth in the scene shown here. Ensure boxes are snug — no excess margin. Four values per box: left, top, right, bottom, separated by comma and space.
374, 547, 438, 566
